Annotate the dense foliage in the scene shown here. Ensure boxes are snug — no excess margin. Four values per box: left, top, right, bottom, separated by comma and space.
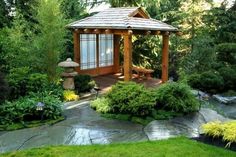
188, 71, 224, 94
6, 67, 49, 99
153, 82, 200, 113
91, 81, 200, 121
74, 75, 96, 93
0, 72, 9, 104
0, 92, 62, 125
202, 120, 236, 147
106, 82, 155, 116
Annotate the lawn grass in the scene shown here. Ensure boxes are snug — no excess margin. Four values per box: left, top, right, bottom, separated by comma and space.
1, 137, 235, 157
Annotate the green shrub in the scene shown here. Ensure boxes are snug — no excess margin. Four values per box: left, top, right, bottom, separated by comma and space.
0, 91, 62, 125
188, 71, 224, 94
7, 67, 31, 99
217, 43, 236, 65
199, 71, 224, 94
153, 82, 200, 113
105, 82, 155, 116
90, 97, 111, 113
74, 75, 96, 93
187, 73, 201, 89
44, 82, 64, 100
26, 73, 48, 93
6, 67, 60, 99
0, 72, 9, 104
218, 67, 236, 90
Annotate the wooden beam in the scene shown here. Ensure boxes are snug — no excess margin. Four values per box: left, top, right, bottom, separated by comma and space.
161, 33, 169, 83
114, 35, 121, 73
73, 31, 80, 64
76, 29, 167, 35
94, 29, 101, 33
84, 28, 91, 33
146, 31, 151, 35
123, 34, 132, 81
105, 29, 112, 34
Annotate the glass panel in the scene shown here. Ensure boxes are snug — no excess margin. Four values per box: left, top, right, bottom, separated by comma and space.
99, 34, 114, 67
80, 34, 96, 70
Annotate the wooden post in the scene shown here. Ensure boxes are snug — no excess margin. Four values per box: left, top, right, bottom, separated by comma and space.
114, 35, 121, 73
73, 30, 80, 69
161, 33, 169, 83
123, 34, 132, 81
96, 34, 99, 75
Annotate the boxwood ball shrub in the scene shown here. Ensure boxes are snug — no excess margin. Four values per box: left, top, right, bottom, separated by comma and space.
153, 82, 200, 113
74, 74, 96, 93
105, 82, 156, 116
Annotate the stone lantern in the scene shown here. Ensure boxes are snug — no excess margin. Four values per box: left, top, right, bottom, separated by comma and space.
58, 58, 79, 90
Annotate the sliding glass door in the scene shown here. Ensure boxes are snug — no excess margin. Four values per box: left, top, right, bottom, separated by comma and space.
80, 34, 114, 71
80, 34, 96, 70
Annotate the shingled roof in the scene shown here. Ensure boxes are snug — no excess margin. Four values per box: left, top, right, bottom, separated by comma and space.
68, 7, 178, 32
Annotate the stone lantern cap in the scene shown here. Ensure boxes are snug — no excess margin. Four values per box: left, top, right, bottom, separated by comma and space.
58, 58, 79, 68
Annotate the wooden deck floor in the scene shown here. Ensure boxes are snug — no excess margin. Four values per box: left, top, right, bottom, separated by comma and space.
93, 73, 162, 93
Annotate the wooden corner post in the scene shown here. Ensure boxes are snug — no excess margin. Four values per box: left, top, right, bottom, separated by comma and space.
161, 32, 169, 83
123, 34, 132, 81
73, 30, 80, 68
114, 35, 121, 73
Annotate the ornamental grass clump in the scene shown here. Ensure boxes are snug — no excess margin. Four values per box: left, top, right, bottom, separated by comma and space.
222, 121, 236, 147
63, 90, 79, 101
201, 121, 223, 137
90, 97, 111, 113
202, 120, 236, 147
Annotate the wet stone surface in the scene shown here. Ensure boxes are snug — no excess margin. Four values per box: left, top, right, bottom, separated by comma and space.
0, 101, 231, 153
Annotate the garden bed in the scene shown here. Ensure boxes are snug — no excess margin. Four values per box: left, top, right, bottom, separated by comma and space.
192, 134, 236, 152
0, 117, 65, 131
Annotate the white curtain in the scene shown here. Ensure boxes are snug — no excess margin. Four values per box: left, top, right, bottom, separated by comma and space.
99, 34, 114, 67
80, 34, 96, 70
79, 34, 114, 70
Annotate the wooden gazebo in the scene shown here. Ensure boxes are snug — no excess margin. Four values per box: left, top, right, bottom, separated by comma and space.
67, 7, 178, 82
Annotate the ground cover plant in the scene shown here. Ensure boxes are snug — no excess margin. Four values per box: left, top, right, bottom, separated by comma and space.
91, 81, 200, 124
0, 137, 235, 157
202, 120, 236, 147
0, 91, 63, 131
